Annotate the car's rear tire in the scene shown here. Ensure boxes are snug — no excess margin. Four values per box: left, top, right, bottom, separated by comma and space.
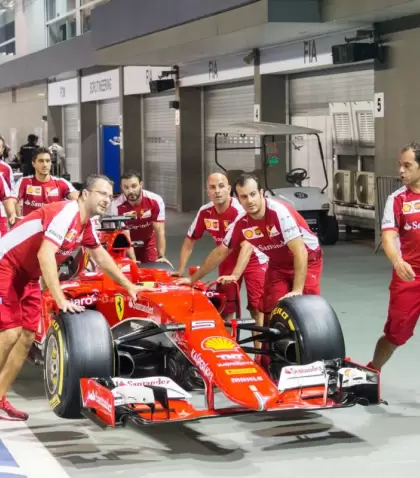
43, 310, 115, 419
318, 213, 339, 245
268, 295, 345, 377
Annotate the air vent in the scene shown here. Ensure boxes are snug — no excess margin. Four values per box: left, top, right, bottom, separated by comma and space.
356, 111, 374, 146
333, 113, 352, 145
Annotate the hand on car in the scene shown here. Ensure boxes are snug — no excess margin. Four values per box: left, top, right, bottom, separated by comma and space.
217, 275, 238, 284
171, 269, 184, 277
57, 299, 85, 314
394, 259, 415, 281
279, 290, 302, 301
174, 277, 193, 286
156, 256, 174, 268
126, 284, 156, 301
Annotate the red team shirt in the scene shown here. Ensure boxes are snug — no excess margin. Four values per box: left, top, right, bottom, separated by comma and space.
223, 198, 320, 268
0, 201, 100, 280
13, 176, 76, 216
187, 197, 267, 270
110, 190, 165, 244
382, 186, 420, 270
0, 161, 14, 223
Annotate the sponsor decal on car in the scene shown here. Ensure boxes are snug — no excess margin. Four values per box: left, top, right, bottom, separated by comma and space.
216, 353, 243, 360
225, 368, 257, 375
191, 349, 214, 381
85, 390, 113, 414
202, 336, 239, 352
191, 320, 215, 331
72, 295, 97, 306
278, 361, 327, 391
128, 299, 153, 315
115, 293, 125, 321
231, 376, 263, 383
217, 361, 254, 367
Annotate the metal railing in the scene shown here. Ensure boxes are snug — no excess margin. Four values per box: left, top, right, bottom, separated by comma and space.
374, 175, 403, 253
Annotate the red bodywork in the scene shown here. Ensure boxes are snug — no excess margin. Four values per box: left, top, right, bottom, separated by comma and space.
36, 227, 381, 427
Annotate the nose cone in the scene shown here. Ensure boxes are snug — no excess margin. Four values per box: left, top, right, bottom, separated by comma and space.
190, 335, 280, 411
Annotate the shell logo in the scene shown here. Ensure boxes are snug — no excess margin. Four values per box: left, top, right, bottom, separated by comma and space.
244, 230, 254, 239
205, 219, 211, 229
202, 336, 238, 352
403, 203, 412, 213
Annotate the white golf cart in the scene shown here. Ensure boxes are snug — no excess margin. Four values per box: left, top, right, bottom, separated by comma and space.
214, 122, 339, 245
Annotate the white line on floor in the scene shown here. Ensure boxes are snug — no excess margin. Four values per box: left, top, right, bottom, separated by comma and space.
0, 420, 69, 478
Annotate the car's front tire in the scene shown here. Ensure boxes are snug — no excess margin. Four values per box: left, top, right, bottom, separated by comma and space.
43, 310, 115, 419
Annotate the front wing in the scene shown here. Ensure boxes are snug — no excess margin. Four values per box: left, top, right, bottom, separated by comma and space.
79, 358, 381, 428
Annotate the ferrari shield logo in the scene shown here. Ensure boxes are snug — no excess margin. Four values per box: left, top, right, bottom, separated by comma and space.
115, 294, 124, 321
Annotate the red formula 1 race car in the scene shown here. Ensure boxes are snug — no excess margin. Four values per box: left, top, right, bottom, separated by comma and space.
30, 217, 381, 429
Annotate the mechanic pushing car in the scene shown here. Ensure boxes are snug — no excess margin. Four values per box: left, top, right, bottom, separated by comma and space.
173, 172, 268, 331
176, 173, 323, 363
109, 170, 170, 265
0, 135, 16, 236
13, 147, 79, 217
368, 142, 420, 372
0, 174, 153, 421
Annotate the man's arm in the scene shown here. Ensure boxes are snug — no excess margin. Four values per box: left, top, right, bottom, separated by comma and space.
286, 237, 308, 293
218, 241, 253, 283
383, 229, 415, 281
87, 245, 138, 290
67, 191, 80, 200
382, 229, 401, 265
124, 229, 137, 261
174, 237, 195, 276
3, 198, 17, 226
153, 222, 166, 258
38, 240, 83, 313
187, 245, 231, 283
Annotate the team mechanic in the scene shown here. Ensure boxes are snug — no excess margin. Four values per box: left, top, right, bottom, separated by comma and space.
177, 173, 323, 367
13, 147, 79, 217
173, 173, 268, 334
0, 175, 152, 421
109, 170, 170, 265
0, 136, 17, 236
368, 142, 420, 371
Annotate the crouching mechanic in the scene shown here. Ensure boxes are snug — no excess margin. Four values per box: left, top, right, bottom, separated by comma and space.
0, 174, 152, 420
173, 173, 268, 329
368, 142, 420, 371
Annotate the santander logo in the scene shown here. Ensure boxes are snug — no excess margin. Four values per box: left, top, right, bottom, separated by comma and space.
284, 364, 324, 375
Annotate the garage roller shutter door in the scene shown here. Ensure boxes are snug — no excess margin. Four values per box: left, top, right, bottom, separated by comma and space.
143, 93, 177, 208
98, 99, 120, 125
63, 105, 80, 182
204, 83, 255, 178
289, 65, 374, 116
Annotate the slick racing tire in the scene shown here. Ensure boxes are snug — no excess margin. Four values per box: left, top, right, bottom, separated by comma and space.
269, 295, 345, 367
43, 310, 115, 419
318, 213, 339, 246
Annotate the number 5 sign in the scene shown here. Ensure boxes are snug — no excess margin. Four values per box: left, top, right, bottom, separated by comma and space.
374, 92, 384, 118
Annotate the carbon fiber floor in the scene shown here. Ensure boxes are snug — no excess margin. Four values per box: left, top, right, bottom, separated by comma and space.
3, 211, 420, 478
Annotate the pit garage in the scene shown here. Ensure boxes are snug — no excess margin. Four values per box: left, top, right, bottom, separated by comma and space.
5, 210, 420, 478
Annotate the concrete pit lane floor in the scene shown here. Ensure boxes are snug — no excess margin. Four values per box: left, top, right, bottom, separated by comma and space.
2, 211, 420, 478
